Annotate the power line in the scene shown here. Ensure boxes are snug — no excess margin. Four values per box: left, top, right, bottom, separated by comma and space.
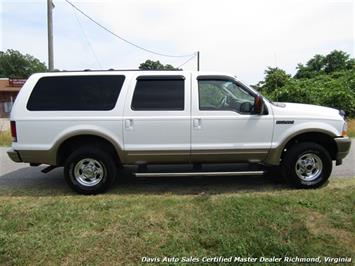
64, 0, 195, 58
177, 54, 197, 69
71, 7, 102, 69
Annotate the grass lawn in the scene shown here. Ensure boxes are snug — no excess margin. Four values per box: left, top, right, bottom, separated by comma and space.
348, 119, 355, 137
0, 178, 354, 265
0, 130, 11, 147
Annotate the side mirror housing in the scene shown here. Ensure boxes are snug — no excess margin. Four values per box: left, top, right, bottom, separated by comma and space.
254, 95, 264, 114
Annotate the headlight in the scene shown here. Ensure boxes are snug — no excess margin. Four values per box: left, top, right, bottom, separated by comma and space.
342, 121, 348, 137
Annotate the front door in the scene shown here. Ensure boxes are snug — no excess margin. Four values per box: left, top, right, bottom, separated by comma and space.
191, 74, 274, 163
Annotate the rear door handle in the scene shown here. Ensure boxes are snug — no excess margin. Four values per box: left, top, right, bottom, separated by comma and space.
193, 118, 202, 129
125, 119, 133, 130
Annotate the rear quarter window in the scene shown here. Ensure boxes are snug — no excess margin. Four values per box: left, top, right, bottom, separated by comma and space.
27, 75, 125, 111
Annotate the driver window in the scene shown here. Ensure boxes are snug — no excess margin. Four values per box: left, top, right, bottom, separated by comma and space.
198, 80, 255, 113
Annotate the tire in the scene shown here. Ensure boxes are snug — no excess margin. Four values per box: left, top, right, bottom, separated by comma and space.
282, 142, 332, 188
64, 146, 118, 194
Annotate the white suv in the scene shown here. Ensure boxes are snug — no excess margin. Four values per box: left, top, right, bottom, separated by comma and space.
7, 71, 351, 194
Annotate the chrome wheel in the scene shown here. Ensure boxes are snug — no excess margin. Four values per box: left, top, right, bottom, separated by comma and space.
295, 153, 323, 181
73, 158, 105, 187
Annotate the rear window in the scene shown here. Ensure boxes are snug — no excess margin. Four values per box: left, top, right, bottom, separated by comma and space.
27, 75, 125, 111
131, 76, 184, 111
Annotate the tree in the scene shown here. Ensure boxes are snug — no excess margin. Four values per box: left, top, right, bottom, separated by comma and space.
138, 59, 180, 70
260, 67, 291, 93
324, 50, 350, 74
294, 54, 325, 79
294, 63, 314, 79
0, 49, 47, 78
256, 50, 355, 116
294, 50, 353, 79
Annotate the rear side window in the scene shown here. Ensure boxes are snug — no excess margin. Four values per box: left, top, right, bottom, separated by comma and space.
27, 75, 125, 111
131, 76, 184, 111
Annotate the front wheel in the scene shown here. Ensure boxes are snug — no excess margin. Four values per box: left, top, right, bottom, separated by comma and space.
64, 146, 118, 194
282, 142, 332, 188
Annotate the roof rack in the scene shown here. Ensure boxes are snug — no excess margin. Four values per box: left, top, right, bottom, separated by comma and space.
54, 69, 182, 72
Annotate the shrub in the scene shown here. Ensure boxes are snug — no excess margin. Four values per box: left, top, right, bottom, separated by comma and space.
262, 70, 355, 117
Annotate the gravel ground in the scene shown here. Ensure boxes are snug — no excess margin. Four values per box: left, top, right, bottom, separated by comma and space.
0, 143, 353, 195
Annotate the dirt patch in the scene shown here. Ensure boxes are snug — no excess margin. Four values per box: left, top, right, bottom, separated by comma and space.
305, 211, 354, 249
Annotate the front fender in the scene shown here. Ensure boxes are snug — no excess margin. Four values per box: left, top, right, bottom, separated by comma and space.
265, 121, 339, 165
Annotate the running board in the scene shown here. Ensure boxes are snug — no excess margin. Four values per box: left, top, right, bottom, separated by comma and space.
134, 171, 264, 177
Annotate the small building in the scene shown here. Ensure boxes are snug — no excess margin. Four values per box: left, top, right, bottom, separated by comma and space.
0, 78, 26, 117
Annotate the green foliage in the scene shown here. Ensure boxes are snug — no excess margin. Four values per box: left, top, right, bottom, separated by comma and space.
0, 49, 47, 78
294, 54, 325, 79
258, 50, 355, 116
265, 69, 355, 116
294, 50, 354, 79
294, 63, 315, 79
138, 59, 180, 70
0, 130, 11, 146
324, 50, 352, 74
258, 67, 291, 93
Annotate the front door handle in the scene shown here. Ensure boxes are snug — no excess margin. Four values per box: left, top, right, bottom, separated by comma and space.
125, 119, 133, 130
193, 118, 202, 129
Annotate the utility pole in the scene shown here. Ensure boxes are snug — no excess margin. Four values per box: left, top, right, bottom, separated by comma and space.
197, 51, 200, 71
47, 0, 54, 71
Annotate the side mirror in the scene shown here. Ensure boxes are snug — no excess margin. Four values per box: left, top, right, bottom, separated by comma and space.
254, 95, 264, 114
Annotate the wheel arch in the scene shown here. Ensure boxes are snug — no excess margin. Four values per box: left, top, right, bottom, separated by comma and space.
56, 133, 124, 166
265, 129, 338, 165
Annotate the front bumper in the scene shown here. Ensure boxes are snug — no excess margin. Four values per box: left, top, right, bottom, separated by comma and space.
7, 148, 22, 163
334, 136, 351, 165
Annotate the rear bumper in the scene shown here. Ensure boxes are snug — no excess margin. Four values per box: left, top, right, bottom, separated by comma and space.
7, 149, 56, 165
334, 137, 351, 165
7, 148, 22, 163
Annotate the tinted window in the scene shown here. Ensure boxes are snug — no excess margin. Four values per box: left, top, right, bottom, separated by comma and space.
27, 75, 125, 111
131, 76, 184, 110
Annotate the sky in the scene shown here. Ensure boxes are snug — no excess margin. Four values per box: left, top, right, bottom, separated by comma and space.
0, 0, 354, 84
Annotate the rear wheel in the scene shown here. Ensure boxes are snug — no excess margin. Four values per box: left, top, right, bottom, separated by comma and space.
282, 142, 332, 188
64, 146, 117, 194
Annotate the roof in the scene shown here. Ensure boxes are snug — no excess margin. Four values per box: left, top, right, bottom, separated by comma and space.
32, 70, 237, 77
0, 79, 23, 92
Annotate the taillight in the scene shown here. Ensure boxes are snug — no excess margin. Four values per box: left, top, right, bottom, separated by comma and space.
10, 121, 17, 142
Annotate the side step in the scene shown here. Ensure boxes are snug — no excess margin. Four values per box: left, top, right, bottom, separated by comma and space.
134, 171, 264, 177
41, 165, 57, 173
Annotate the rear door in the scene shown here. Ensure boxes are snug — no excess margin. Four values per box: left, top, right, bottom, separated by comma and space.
123, 73, 191, 163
